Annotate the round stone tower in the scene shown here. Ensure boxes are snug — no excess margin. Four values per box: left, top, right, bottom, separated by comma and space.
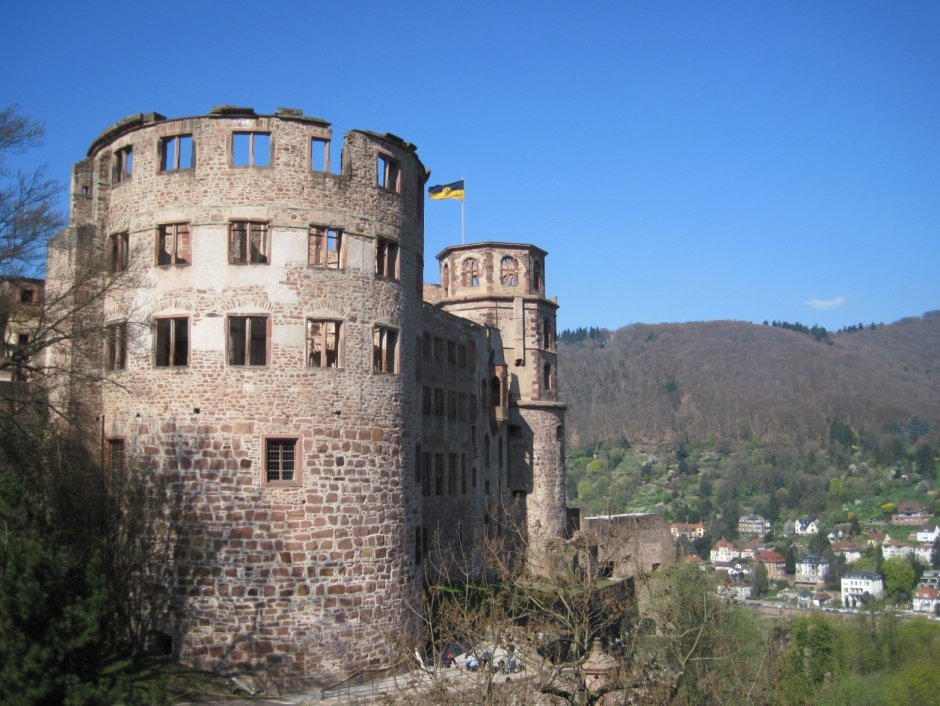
53, 107, 427, 684
435, 243, 567, 570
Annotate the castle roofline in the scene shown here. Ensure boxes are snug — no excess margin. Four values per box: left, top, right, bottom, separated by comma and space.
87, 106, 333, 157
436, 241, 548, 261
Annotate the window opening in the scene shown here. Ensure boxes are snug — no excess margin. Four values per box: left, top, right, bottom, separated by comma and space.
228, 316, 268, 366
106, 322, 127, 371
308, 226, 342, 268
448, 454, 457, 494
500, 256, 518, 286
110, 232, 129, 273
375, 237, 399, 279
160, 135, 193, 171
112, 146, 132, 182
157, 224, 191, 266
462, 258, 479, 287
266, 439, 296, 482
154, 317, 189, 367
543, 363, 553, 391
376, 153, 400, 191
306, 319, 341, 368
422, 386, 432, 415
233, 131, 270, 167
447, 340, 456, 364
543, 317, 553, 349
461, 454, 467, 494
107, 438, 125, 475
20, 288, 36, 304
372, 325, 397, 373
434, 388, 444, 416
435, 453, 444, 495
311, 137, 332, 173
229, 221, 269, 264
422, 452, 432, 496
532, 260, 542, 294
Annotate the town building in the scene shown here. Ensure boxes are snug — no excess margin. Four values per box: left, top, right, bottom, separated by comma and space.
754, 549, 787, 580
669, 522, 706, 540
892, 501, 929, 526
913, 585, 940, 614
44, 107, 569, 687
830, 540, 863, 564
794, 555, 829, 587
841, 572, 884, 607
737, 513, 771, 537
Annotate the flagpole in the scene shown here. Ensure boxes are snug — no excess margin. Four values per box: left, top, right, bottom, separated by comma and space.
461, 176, 465, 244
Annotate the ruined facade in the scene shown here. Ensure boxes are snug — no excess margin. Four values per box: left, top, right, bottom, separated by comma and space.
45, 107, 567, 686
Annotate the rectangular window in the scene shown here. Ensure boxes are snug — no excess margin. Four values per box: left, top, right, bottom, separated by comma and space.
448, 454, 458, 494
376, 153, 400, 192
447, 390, 457, 420
232, 131, 270, 167
228, 316, 268, 366
265, 438, 296, 483
20, 287, 36, 304
457, 344, 467, 368
435, 453, 444, 495
311, 137, 331, 173
306, 319, 341, 368
154, 317, 189, 367
110, 232, 129, 273
160, 134, 194, 171
308, 226, 343, 269
421, 452, 432, 496
434, 388, 444, 417
433, 337, 444, 362
423, 333, 432, 360
106, 322, 127, 371
372, 325, 397, 373
107, 438, 125, 475
422, 386, 432, 415
375, 237, 399, 280
461, 454, 467, 494
157, 223, 191, 266
112, 146, 133, 182
458, 393, 467, 421
447, 341, 456, 364
229, 221, 269, 264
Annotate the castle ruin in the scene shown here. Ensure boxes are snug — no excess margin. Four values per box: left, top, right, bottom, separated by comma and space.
45, 107, 568, 686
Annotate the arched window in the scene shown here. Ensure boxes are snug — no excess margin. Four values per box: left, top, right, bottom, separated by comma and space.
462, 258, 479, 287
532, 260, 542, 294
500, 256, 518, 286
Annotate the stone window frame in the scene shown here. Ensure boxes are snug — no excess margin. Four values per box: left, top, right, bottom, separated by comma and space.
153, 316, 189, 368
263, 435, 301, 486
543, 362, 554, 391
20, 286, 38, 304
156, 223, 191, 266
310, 136, 332, 173
227, 314, 270, 367
231, 131, 271, 168
308, 225, 344, 269
110, 231, 129, 273
376, 151, 401, 193
372, 324, 398, 374
306, 318, 343, 369
105, 321, 128, 371
228, 221, 269, 265
112, 145, 133, 184
531, 259, 542, 294
106, 437, 126, 476
375, 237, 400, 280
159, 134, 194, 172
500, 256, 518, 287
462, 257, 479, 287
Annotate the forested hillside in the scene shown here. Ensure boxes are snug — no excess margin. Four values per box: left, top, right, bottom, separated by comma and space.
558, 311, 940, 447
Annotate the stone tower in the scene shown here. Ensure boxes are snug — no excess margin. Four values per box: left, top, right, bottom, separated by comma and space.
435, 243, 567, 569
44, 107, 569, 687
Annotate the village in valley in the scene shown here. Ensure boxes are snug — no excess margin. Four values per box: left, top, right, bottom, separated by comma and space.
669, 500, 940, 614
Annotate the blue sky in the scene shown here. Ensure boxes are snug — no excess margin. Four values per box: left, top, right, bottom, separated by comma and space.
4, 1, 938, 331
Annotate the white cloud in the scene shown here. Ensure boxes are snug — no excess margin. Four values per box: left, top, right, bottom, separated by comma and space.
805, 296, 847, 311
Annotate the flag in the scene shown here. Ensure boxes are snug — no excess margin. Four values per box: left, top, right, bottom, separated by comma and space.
428, 180, 464, 201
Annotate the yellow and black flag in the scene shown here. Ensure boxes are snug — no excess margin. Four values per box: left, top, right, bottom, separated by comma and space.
428, 180, 464, 201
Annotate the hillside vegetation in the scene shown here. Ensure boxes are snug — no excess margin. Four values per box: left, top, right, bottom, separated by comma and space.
558, 311, 940, 447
